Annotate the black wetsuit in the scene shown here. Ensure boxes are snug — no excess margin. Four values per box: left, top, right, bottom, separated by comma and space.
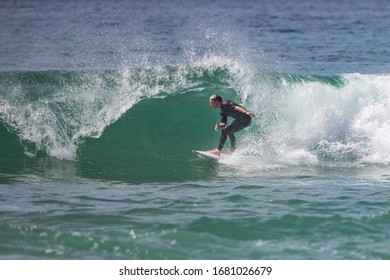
218, 100, 252, 151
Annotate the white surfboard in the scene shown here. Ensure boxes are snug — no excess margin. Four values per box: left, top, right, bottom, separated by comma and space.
192, 150, 222, 161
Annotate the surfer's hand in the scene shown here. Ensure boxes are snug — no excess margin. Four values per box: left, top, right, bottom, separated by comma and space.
215, 122, 220, 132
247, 111, 255, 117
215, 122, 226, 131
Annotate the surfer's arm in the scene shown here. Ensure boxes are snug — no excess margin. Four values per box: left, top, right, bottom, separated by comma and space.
233, 105, 255, 117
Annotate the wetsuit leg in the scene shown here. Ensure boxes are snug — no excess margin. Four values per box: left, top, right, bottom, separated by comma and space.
218, 117, 251, 151
229, 133, 236, 151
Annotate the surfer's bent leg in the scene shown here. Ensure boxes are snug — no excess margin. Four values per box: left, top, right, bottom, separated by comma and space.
218, 129, 229, 151
229, 133, 236, 151
217, 117, 251, 151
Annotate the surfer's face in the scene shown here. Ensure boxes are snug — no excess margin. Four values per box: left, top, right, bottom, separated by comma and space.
209, 98, 219, 109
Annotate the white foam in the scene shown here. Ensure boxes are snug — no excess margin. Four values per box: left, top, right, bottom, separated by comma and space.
234, 73, 390, 168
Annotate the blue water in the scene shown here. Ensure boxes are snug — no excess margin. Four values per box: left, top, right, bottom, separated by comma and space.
1, 0, 390, 259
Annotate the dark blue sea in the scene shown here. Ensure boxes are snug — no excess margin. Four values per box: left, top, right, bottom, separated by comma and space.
1, 0, 389, 259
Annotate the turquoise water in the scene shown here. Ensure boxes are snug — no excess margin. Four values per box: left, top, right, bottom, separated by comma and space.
1, 0, 390, 259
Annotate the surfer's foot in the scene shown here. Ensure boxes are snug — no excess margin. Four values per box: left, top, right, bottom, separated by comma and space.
208, 149, 221, 156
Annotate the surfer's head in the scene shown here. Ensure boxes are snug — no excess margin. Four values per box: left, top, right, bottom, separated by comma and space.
209, 94, 222, 109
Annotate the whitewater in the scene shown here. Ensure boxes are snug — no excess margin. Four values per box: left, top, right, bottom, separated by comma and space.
1, 0, 390, 260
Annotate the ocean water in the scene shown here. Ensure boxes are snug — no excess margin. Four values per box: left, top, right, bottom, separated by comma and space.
1, 0, 389, 259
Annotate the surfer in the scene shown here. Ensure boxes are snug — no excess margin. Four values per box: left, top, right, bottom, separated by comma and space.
208, 94, 255, 156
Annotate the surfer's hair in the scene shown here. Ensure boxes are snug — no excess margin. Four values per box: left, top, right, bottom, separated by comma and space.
210, 94, 222, 103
